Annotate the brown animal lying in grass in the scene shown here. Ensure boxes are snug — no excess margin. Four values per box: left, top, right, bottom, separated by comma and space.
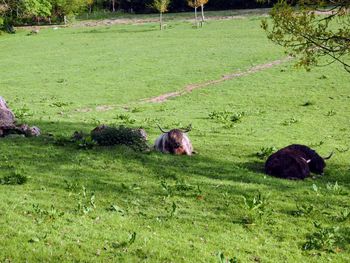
154, 125, 194, 155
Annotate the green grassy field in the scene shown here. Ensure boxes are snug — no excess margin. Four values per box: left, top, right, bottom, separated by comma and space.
0, 13, 349, 262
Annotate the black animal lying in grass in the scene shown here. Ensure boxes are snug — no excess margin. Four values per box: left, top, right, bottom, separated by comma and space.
265, 144, 333, 180
282, 144, 333, 175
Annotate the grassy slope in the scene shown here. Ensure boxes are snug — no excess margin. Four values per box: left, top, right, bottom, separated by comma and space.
0, 15, 349, 262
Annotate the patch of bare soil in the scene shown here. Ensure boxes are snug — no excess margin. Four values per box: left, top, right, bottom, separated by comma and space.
143, 56, 292, 103
75, 107, 92, 113
73, 18, 159, 28
96, 105, 115, 111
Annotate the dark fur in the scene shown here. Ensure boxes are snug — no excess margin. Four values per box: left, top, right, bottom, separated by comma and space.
265, 149, 310, 180
282, 144, 326, 174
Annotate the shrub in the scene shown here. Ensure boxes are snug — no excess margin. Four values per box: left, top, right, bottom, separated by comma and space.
1, 172, 28, 185
91, 125, 148, 151
303, 222, 343, 252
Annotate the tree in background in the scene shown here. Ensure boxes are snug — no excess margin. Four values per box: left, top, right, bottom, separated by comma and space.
0, 0, 19, 32
50, 0, 90, 24
111, 0, 117, 12
187, 0, 200, 27
151, 0, 170, 30
260, 0, 350, 72
22, 0, 52, 23
86, 0, 94, 13
198, 0, 208, 23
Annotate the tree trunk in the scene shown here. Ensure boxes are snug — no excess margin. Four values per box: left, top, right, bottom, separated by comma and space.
194, 7, 198, 27
64, 15, 67, 25
112, 0, 115, 12
201, 4, 205, 22
160, 12, 163, 30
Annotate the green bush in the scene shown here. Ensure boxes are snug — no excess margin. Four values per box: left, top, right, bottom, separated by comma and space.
1, 172, 28, 185
91, 125, 149, 151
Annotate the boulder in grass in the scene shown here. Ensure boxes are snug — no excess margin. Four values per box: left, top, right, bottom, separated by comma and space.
0, 96, 41, 138
18, 124, 41, 137
0, 96, 16, 136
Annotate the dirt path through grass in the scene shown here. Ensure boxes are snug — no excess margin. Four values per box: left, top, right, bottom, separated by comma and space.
74, 56, 292, 113
142, 56, 292, 103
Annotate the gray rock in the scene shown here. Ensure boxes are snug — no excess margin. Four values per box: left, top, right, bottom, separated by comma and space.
0, 96, 16, 128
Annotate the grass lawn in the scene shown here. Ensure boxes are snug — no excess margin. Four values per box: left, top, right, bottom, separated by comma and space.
0, 13, 349, 262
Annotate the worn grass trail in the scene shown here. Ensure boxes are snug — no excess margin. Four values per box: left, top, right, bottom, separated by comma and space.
0, 14, 349, 262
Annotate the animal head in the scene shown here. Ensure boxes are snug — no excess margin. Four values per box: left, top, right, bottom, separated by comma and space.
283, 144, 333, 175
156, 124, 193, 155
309, 152, 333, 174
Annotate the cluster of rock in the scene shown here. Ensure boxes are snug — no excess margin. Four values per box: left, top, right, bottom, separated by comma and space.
0, 96, 40, 137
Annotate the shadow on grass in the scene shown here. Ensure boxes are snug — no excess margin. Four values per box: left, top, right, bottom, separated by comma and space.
2, 120, 350, 198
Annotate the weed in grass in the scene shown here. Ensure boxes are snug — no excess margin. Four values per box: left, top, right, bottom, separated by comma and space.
114, 114, 136, 124
112, 232, 137, 249
29, 237, 40, 243
12, 107, 33, 119
168, 201, 177, 218
335, 146, 349, 153
309, 141, 324, 147
53, 135, 73, 146
326, 109, 336, 116
141, 117, 161, 126
130, 107, 143, 113
107, 204, 126, 216
291, 203, 314, 217
0, 171, 27, 185
242, 192, 271, 225
256, 146, 276, 159
282, 117, 299, 126
49, 101, 71, 107
333, 209, 350, 222
303, 222, 343, 252
230, 112, 244, 123
31, 204, 64, 224
75, 186, 96, 215
121, 183, 141, 192
217, 251, 239, 263
326, 181, 344, 195
160, 180, 173, 197
209, 110, 245, 128
76, 136, 97, 150
301, 100, 315, 107
160, 179, 196, 198
312, 184, 320, 195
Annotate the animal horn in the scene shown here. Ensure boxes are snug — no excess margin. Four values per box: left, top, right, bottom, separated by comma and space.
157, 124, 169, 133
301, 157, 311, 163
323, 152, 334, 160
181, 124, 192, 133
